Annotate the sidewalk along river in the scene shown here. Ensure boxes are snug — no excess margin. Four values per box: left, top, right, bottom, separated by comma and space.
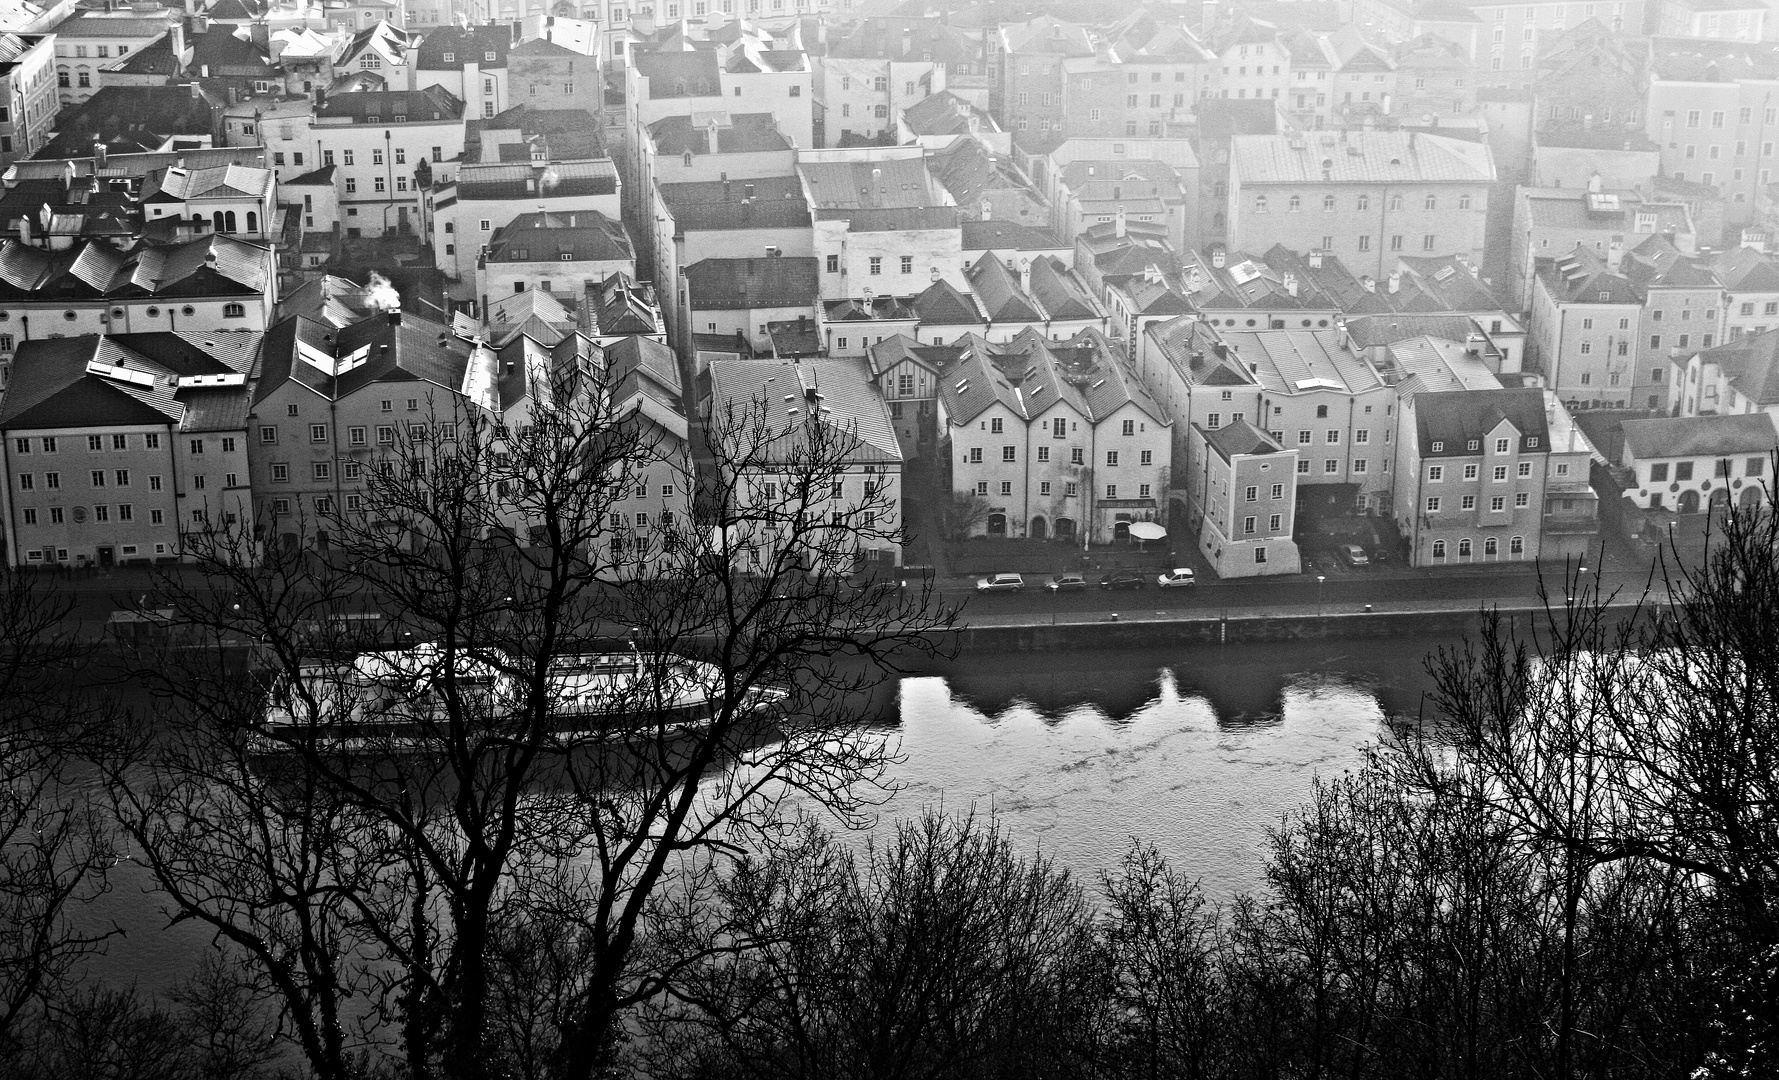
72, 633, 1449, 996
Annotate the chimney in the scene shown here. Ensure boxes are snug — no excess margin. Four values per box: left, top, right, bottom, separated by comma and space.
1018, 258, 1031, 295
92, 141, 106, 170
980, 199, 991, 221
388, 308, 403, 326
1361, 275, 1376, 293
1211, 246, 1225, 269
722, 178, 731, 200
1115, 205, 1126, 237
706, 120, 719, 155
1308, 249, 1323, 269
18, 214, 29, 245
741, 197, 753, 221
1284, 271, 1298, 297
1388, 270, 1401, 294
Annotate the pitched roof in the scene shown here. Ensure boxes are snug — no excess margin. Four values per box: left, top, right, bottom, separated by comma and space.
485, 211, 633, 263
648, 112, 791, 156
1224, 329, 1383, 395
633, 50, 722, 97
902, 91, 996, 138
658, 176, 810, 230
684, 256, 819, 309
966, 254, 1042, 323
416, 24, 510, 70
799, 157, 937, 210
1413, 388, 1551, 456
254, 311, 473, 404
707, 357, 901, 463
1028, 256, 1102, 321
0, 233, 272, 300
1621, 413, 1779, 459
1535, 247, 1641, 305
1234, 130, 1495, 185
909, 277, 983, 325
961, 220, 1058, 252
317, 86, 462, 122
142, 163, 274, 202
1202, 418, 1285, 460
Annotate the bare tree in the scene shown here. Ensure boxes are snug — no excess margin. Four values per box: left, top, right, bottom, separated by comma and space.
1409, 499, 1779, 1075
101, 365, 956, 1080
0, 567, 117, 1054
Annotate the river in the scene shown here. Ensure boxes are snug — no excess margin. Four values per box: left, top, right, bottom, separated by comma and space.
74, 634, 1446, 996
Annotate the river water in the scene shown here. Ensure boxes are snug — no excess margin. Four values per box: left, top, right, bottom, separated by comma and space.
76, 635, 1446, 995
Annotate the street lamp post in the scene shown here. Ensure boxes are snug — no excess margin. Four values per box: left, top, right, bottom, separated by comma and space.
1317, 574, 1326, 617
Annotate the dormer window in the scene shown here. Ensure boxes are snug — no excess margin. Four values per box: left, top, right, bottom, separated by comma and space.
1431, 440, 1445, 452
1467, 439, 1480, 451
485, 51, 497, 61
442, 51, 455, 62
394, 114, 406, 122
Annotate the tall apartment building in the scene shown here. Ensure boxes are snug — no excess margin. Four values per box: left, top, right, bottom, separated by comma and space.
0, 332, 256, 567
315, 87, 466, 237
1395, 387, 1555, 566
0, 32, 58, 165
1227, 129, 1495, 281
1528, 245, 1643, 409
1187, 419, 1301, 577
937, 327, 1170, 544
1645, 38, 1779, 228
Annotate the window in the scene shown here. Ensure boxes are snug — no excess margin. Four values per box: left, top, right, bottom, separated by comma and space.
1243, 516, 1257, 534
975, 481, 988, 495
1650, 462, 1670, 482
15, 473, 30, 490
89, 470, 104, 488
377, 426, 396, 446
260, 425, 277, 444
1106, 485, 1118, 498
826, 254, 839, 273
1515, 492, 1530, 508
40, 438, 54, 453
1246, 486, 1259, 501
990, 418, 1003, 433
1326, 431, 1340, 444
1749, 457, 1766, 477
1106, 451, 1119, 466
1140, 450, 1152, 465
1324, 459, 1340, 473
1071, 448, 1084, 465
114, 470, 129, 486
901, 256, 913, 274
1462, 495, 1476, 510
1037, 446, 1050, 462
1427, 496, 1442, 512
869, 257, 882, 275
1122, 419, 1135, 436
1003, 446, 1016, 462
313, 462, 332, 482
271, 464, 289, 482
1297, 460, 1310, 474
968, 448, 982, 463
49, 508, 61, 525
349, 426, 367, 446
1000, 481, 1013, 496
93, 506, 108, 523
148, 476, 161, 491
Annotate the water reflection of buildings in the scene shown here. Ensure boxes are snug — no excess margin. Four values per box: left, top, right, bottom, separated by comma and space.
931, 642, 1436, 728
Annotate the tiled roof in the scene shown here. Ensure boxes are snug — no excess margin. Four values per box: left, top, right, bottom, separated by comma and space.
909, 277, 983, 325
1535, 247, 1641, 305
1384, 336, 1502, 392
1223, 329, 1383, 395
584, 273, 662, 337
1413, 388, 1551, 457
142, 163, 274, 201
684, 256, 819, 309
1202, 418, 1285, 460
605, 335, 682, 398
1395, 254, 1507, 311
648, 112, 791, 156
1028, 256, 1101, 321
454, 159, 618, 200
817, 206, 960, 232
1521, 187, 1692, 234
1343, 313, 1490, 348
1622, 413, 1779, 459
317, 86, 462, 122
485, 211, 633, 264
1233, 130, 1495, 185
1001, 15, 1095, 56
633, 50, 722, 97
52, 15, 173, 38
0, 337, 182, 430
966, 254, 1042, 323
416, 24, 510, 70
708, 357, 901, 463
0, 233, 271, 299
659, 176, 810, 231
902, 91, 995, 137
961, 219, 1061, 252
465, 105, 605, 163
799, 157, 937, 210
254, 311, 473, 404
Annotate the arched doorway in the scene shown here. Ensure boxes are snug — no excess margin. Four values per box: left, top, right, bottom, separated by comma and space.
1054, 518, 1076, 540
987, 513, 1007, 537
1679, 489, 1701, 514
1741, 486, 1765, 508
1710, 487, 1731, 508
1113, 517, 1132, 540
1030, 515, 1048, 540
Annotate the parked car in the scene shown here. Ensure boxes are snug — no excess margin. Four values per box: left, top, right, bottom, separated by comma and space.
1100, 571, 1147, 591
976, 573, 1026, 593
1338, 544, 1370, 567
1048, 573, 1089, 592
1157, 568, 1197, 588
